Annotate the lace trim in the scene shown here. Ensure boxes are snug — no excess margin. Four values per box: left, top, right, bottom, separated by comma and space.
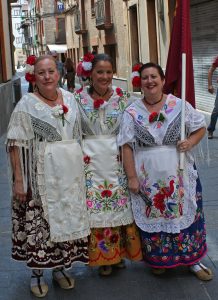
162, 113, 181, 145
134, 123, 156, 146
31, 116, 62, 141
90, 216, 134, 228
132, 154, 198, 233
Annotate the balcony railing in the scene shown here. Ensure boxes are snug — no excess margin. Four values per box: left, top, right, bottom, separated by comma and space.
74, 9, 87, 34
95, 0, 113, 30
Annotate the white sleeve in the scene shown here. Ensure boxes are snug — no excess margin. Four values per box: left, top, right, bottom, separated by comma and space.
117, 110, 135, 146
185, 102, 206, 135
7, 110, 34, 142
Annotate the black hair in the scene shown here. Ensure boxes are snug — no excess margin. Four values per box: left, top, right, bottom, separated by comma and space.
139, 62, 165, 80
92, 53, 113, 70
89, 53, 113, 95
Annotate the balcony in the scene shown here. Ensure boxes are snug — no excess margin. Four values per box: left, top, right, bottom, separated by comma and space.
74, 8, 87, 35
95, 0, 113, 30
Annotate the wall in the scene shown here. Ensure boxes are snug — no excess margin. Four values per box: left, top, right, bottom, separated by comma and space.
0, 1, 21, 137
42, 0, 56, 45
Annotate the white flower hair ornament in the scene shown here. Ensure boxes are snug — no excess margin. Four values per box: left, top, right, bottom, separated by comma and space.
131, 63, 143, 88
79, 52, 95, 78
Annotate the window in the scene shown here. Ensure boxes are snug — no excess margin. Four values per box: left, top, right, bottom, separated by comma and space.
92, 46, 98, 55
15, 23, 20, 29
15, 37, 23, 44
13, 9, 21, 16
104, 44, 116, 74
91, 0, 95, 17
22, 11, 28, 17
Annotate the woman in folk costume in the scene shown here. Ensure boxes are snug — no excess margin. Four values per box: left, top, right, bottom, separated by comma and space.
117, 62, 213, 281
74, 53, 142, 276
6, 55, 90, 297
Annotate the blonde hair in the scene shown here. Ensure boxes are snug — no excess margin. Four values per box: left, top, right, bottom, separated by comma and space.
34, 55, 57, 72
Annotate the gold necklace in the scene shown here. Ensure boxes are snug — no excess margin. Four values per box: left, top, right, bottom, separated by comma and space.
143, 93, 163, 106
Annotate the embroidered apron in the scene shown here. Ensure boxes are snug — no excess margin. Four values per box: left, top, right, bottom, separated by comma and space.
83, 135, 133, 228
133, 145, 198, 233
42, 140, 90, 242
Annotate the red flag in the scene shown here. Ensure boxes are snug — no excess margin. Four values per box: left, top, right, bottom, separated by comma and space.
164, 0, 195, 107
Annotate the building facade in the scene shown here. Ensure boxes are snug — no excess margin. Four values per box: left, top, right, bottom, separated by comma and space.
20, 0, 67, 60
63, 0, 174, 90
11, 0, 28, 67
64, 0, 218, 112
0, 0, 21, 137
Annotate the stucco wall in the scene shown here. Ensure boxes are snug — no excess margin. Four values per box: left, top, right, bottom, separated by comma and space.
0, 77, 21, 137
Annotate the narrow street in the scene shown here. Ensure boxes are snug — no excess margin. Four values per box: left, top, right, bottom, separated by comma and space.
0, 77, 218, 300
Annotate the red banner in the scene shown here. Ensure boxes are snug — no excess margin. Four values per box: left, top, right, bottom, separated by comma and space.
164, 0, 195, 107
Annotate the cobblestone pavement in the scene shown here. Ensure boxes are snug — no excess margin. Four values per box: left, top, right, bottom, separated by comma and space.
0, 85, 218, 299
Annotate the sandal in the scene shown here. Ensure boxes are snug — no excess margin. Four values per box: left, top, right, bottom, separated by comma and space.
151, 268, 166, 275
190, 262, 213, 281
30, 270, 48, 298
98, 265, 113, 276
52, 268, 75, 289
113, 259, 126, 269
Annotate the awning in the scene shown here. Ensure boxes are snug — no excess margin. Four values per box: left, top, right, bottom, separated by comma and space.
47, 44, 67, 53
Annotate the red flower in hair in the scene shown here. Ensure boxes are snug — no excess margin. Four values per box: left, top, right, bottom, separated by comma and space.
93, 98, 104, 109
81, 69, 92, 78
116, 87, 123, 97
25, 73, 35, 82
26, 55, 37, 65
132, 63, 142, 72
83, 52, 95, 62
101, 190, 112, 198
132, 76, 141, 87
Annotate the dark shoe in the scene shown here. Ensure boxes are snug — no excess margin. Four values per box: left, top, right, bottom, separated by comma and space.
208, 132, 213, 139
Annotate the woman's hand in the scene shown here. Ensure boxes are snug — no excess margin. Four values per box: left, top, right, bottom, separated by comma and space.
13, 179, 27, 203
128, 176, 140, 194
177, 139, 193, 152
